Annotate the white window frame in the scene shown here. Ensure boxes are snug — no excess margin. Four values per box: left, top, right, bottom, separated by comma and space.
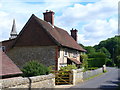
64, 50, 67, 56
73, 51, 79, 58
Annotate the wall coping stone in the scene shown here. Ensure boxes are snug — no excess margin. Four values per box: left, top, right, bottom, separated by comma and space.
1, 74, 55, 88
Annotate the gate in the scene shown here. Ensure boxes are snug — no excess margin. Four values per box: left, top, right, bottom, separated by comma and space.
51, 71, 73, 85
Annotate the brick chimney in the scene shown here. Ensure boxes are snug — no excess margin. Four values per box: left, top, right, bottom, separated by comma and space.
70, 28, 78, 41
43, 10, 55, 25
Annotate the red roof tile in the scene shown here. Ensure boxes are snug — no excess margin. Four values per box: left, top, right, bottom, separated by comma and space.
0, 51, 22, 76
67, 58, 82, 64
1, 38, 16, 51
14, 14, 86, 51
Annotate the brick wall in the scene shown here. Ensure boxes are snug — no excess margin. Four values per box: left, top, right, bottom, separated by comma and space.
7, 46, 56, 68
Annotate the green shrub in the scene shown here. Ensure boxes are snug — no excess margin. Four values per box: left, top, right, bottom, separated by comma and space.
21, 60, 50, 77
81, 54, 88, 71
88, 67, 98, 70
103, 70, 107, 73
116, 56, 120, 68
60, 64, 77, 71
105, 58, 113, 66
58, 65, 77, 82
88, 52, 106, 67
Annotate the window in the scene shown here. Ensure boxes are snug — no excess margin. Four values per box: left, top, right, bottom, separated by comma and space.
64, 50, 67, 56
73, 53, 77, 58
0, 46, 6, 52
73, 51, 79, 58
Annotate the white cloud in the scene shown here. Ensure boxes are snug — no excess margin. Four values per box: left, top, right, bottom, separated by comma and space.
56, 0, 118, 27
79, 18, 118, 46
55, 0, 118, 46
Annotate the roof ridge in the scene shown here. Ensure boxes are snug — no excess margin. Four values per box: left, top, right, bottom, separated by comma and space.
2, 14, 86, 51
33, 15, 61, 46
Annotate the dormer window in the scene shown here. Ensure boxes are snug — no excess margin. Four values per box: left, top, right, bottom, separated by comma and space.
0, 46, 6, 52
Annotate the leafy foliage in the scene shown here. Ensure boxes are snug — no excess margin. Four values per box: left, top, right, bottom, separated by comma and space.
105, 58, 113, 66
88, 67, 98, 70
87, 52, 106, 67
81, 54, 88, 71
116, 56, 120, 68
82, 36, 120, 67
21, 60, 50, 77
94, 36, 120, 67
60, 65, 77, 71
97, 47, 111, 58
84, 46, 96, 54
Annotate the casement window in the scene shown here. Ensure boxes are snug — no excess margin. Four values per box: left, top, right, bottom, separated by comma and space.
64, 50, 67, 56
0, 46, 6, 52
73, 53, 77, 58
73, 51, 79, 58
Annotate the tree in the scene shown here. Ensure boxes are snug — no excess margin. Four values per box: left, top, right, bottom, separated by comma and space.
88, 52, 106, 67
98, 47, 111, 58
84, 46, 96, 54
94, 36, 120, 67
116, 56, 120, 68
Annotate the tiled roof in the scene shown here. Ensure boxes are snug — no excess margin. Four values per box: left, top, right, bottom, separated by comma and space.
1, 14, 86, 52
1, 38, 16, 51
67, 58, 82, 64
23, 14, 86, 51
0, 51, 22, 76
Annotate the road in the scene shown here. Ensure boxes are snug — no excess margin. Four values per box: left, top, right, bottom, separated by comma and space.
70, 67, 120, 89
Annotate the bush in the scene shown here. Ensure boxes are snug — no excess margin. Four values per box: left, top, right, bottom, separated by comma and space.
103, 70, 107, 73
21, 60, 50, 77
60, 64, 77, 71
105, 58, 113, 66
116, 56, 120, 68
88, 52, 106, 67
88, 67, 98, 70
48, 65, 55, 71
81, 54, 88, 71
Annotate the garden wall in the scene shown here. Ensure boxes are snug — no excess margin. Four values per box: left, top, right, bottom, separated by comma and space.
83, 68, 103, 80
72, 68, 103, 85
1, 74, 55, 89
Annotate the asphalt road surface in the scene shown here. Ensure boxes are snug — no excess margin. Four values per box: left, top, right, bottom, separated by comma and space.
70, 67, 120, 89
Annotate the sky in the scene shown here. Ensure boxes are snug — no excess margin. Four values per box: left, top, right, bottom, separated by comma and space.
0, 0, 119, 46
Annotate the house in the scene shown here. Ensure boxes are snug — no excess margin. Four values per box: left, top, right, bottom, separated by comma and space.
1, 10, 86, 70
0, 50, 22, 78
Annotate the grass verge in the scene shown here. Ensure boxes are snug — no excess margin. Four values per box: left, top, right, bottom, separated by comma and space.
84, 73, 104, 81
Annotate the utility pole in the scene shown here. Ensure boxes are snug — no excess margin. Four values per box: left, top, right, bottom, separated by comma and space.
112, 48, 115, 66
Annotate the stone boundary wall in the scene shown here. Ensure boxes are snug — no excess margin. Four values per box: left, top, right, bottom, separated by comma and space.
83, 68, 103, 80
72, 68, 103, 85
1, 74, 55, 89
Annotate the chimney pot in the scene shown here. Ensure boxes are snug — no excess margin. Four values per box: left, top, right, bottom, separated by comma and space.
43, 10, 55, 25
70, 28, 78, 41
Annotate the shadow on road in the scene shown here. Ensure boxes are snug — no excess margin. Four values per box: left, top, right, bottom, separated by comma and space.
99, 79, 120, 89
